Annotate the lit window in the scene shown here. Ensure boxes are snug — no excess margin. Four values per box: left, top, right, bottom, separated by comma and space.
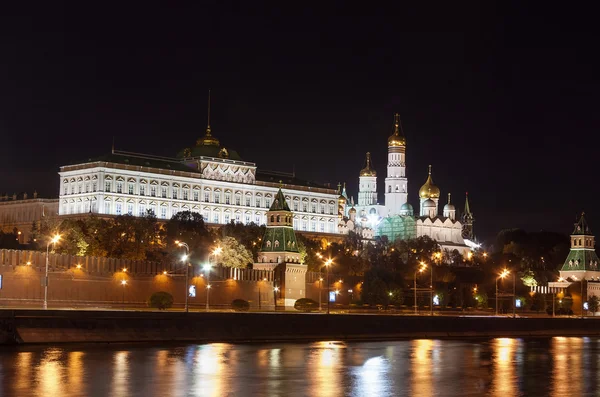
138, 205, 146, 216
151, 186, 157, 197
105, 182, 110, 192
172, 190, 178, 199
128, 184, 134, 194
246, 197, 251, 206
193, 191, 199, 201
127, 204, 133, 215
161, 207, 167, 219
162, 187, 167, 198
116, 182, 123, 194
266, 199, 271, 208
204, 192, 209, 202
183, 190, 188, 200
115, 203, 122, 215
140, 185, 145, 196
235, 196, 241, 206
214, 195, 220, 204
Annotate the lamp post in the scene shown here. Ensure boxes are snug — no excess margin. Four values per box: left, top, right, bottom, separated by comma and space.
325, 259, 333, 314
512, 272, 516, 319
414, 262, 427, 314
319, 276, 323, 311
176, 241, 191, 313
204, 246, 222, 311
43, 234, 61, 310
496, 269, 510, 316
121, 279, 127, 308
274, 286, 279, 310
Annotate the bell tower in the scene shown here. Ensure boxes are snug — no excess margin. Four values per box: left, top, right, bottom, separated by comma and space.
384, 113, 408, 216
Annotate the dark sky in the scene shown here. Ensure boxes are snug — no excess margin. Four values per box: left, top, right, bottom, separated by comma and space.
0, 3, 597, 241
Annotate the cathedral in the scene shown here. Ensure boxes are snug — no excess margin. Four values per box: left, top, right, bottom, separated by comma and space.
338, 114, 474, 256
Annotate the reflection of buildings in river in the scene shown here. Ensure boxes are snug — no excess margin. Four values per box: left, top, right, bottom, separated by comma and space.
153, 349, 186, 397
37, 348, 66, 397
552, 337, 582, 397
490, 338, 519, 397
111, 350, 130, 397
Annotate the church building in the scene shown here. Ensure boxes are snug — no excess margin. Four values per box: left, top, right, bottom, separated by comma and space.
338, 114, 473, 256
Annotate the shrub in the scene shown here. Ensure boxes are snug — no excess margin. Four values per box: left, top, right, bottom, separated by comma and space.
232, 299, 250, 312
294, 298, 319, 312
147, 291, 174, 310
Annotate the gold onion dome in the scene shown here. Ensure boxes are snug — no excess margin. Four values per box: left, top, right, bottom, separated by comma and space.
388, 113, 406, 147
360, 152, 377, 177
419, 165, 441, 199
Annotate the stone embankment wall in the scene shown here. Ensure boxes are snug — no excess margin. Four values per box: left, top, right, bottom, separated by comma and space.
3, 310, 600, 345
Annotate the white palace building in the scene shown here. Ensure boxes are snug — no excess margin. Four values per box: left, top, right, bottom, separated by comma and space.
58, 121, 341, 236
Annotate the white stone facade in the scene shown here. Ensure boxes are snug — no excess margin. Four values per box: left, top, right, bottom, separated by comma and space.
58, 152, 340, 233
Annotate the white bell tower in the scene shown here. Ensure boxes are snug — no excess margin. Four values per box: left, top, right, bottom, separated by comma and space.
384, 113, 408, 216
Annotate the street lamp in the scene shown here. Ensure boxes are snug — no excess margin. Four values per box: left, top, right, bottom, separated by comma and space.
496, 269, 510, 316
43, 234, 61, 310
176, 241, 191, 313
421, 261, 434, 316
414, 262, 427, 314
319, 277, 323, 311
274, 286, 280, 310
325, 258, 333, 314
121, 279, 127, 308
203, 246, 222, 312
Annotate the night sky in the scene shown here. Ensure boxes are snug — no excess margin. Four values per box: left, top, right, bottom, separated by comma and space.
0, 3, 597, 241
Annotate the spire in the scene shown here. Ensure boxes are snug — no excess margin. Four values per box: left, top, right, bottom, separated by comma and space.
360, 152, 377, 177
269, 188, 291, 211
388, 113, 406, 147
419, 164, 440, 198
196, 90, 220, 147
112, 136, 115, 154
447, 192, 451, 205
342, 182, 348, 199
428, 164, 432, 175
337, 182, 341, 194
206, 89, 211, 134
464, 192, 471, 215
573, 212, 591, 235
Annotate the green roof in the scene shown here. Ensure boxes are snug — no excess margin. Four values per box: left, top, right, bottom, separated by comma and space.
561, 248, 600, 271
260, 226, 299, 253
270, 188, 291, 211
256, 171, 331, 189
176, 145, 243, 161
572, 213, 591, 235
68, 153, 201, 174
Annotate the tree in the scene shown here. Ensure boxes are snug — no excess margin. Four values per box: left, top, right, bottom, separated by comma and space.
220, 221, 265, 260
217, 236, 253, 268
165, 211, 214, 263
589, 295, 600, 315
520, 269, 538, 288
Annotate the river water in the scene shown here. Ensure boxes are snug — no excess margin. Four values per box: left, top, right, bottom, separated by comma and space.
0, 337, 596, 396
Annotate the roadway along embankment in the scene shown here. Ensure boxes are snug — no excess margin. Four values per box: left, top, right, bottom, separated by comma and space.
1, 310, 600, 345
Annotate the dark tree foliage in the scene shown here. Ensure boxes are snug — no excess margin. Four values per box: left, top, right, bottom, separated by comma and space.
0, 231, 19, 249
165, 211, 215, 264
219, 221, 265, 261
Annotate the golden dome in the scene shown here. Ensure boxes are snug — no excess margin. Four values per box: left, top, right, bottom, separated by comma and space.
388, 113, 406, 147
419, 165, 440, 199
196, 126, 220, 147
360, 152, 377, 177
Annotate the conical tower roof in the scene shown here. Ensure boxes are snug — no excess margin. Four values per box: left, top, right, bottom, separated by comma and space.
360, 152, 377, 177
270, 188, 291, 211
572, 212, 591, 235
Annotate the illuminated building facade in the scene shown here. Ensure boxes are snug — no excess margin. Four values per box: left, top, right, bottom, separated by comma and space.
339, 113, 471, 255
58, 121, 340, 235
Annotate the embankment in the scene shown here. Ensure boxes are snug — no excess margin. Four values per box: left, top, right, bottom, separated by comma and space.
2, 310, 600, 345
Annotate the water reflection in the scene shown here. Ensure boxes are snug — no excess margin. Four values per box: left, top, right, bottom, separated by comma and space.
1, 337, 599, 396
552, 337, 582, 396
112, 351, 130, 397
491, 338, 518, 396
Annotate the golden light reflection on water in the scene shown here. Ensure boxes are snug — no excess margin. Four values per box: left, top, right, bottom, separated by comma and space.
111, 351, 130, 397
192, 343, 228, 397
15, 351, 33, 392
308, 341, 343, 397
67, 351, 84, 396
552, 337, 582, 397
412, 339, 434, 396
491, 338, 517, 397
37, 348, 65, 397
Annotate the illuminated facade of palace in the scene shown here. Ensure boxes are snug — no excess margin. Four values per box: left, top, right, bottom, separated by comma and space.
338, 114, 474, 255
58, 121, 340, 235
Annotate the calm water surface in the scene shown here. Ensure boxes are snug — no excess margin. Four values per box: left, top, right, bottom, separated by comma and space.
0, 337, 596, 396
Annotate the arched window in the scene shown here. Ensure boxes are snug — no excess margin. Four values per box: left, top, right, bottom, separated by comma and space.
277, 215, 280, 222
388, 186, 391, 193
270, 215, 274, 222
